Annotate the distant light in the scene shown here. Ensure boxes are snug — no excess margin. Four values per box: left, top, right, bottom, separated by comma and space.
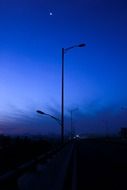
50, 12, 53, 16
73, 134, 80, 139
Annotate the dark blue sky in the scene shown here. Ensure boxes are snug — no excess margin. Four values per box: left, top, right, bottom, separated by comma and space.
0, 0, 127, 136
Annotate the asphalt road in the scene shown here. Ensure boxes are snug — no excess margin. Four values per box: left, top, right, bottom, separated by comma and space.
76, 139, 127, 190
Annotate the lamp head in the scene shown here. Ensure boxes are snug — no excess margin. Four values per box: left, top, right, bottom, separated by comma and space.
78, 43, 86, 47
36, 110, 45, 115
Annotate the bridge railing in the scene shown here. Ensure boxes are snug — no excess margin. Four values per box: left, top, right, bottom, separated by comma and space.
0, 140, 74, 190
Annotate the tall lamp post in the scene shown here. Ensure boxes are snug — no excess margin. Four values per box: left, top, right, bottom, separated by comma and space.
61, 43, 86, 144
70, 108, 78, 140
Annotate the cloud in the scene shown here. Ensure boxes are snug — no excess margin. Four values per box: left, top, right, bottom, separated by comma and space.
0, 99, 127, 137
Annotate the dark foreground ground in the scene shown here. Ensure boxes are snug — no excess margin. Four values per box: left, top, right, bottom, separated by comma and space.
76, 138, 127, 190
1, 137, 127, 190
0, 136, 53, 175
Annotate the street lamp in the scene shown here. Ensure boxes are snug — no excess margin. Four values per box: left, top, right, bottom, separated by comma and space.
36, 110, 61, 126
61, 43, 86, 144
121, 107, 127, 111
69, 108, 78, 140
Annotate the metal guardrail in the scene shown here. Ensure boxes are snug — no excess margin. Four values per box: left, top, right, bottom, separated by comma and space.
0, 141, 71, 190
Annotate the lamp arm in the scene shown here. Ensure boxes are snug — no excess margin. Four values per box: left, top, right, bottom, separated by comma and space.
64, 45, 77, 53
46, 114, 61, 126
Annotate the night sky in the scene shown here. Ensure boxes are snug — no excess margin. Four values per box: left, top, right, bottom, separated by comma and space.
0, 0, 127, 137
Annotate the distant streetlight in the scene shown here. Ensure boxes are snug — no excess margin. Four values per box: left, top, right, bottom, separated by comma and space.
69, 108, 78, 139
36, 110, 61, 126
102, 119, 109, 137
61, 43, 86, 144
121, 107, 127, 111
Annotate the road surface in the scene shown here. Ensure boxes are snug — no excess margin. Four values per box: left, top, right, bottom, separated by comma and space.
76, 139, 127, 190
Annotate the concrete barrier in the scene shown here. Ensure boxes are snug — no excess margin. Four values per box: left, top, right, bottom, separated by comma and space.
18, 142, 74, 190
